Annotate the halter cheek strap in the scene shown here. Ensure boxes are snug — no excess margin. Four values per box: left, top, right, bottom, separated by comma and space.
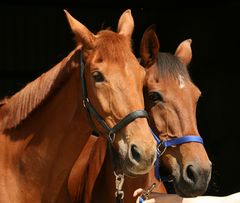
151, 129, 204, 182
139, 132, 204, 203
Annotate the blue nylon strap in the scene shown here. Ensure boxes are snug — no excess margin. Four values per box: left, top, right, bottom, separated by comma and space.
150, 129, 204, 147
139, 130, 205, 202
150, 129, 161, 145
154, 152, 170, 182
154, 153, 161, 181
162, 135, 203, 147
150, 129, 204, 183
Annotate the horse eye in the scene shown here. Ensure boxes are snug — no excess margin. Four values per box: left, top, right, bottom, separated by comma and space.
148, 92, 164, 103
92, 71, 105, 82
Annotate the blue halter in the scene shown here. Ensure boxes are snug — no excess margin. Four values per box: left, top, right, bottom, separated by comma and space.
151, 129, 204, 182
139, 130, 204, 203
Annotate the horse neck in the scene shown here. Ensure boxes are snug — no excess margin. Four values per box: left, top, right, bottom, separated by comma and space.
87, 148, 145, 203
89, 144, 115, 203
87, 142, 167, 203
0, 66, 92, 202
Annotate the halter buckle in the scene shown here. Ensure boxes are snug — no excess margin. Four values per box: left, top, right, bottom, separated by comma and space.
108, 132, 116, 144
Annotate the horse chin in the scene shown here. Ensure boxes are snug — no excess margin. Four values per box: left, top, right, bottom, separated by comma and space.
171, 164, 210, 197
123, 162, 151, 177
111, 148, 152, 177
113, 139, 154, 176
113, 154, 152, 177
173, 182, 208, 197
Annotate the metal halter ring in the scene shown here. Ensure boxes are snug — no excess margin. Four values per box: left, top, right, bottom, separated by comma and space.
82, 98, 89, 108
108, 132, 116, 144
157, 142, 167, 156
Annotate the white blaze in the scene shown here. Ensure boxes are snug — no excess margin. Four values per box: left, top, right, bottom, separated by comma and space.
178, 75, 185, 89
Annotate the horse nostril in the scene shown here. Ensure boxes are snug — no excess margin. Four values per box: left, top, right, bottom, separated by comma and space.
131, 144, 141, 163
186, 165, 197, 184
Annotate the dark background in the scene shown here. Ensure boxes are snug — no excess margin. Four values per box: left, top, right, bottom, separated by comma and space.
0, 0, 240, 197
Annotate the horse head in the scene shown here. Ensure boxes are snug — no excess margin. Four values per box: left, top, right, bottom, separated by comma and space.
140, 26, 212, 197
65, 10, 157, 176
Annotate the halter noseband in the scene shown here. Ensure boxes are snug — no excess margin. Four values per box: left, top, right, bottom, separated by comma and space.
80, 51, 149, 141
151, 129, 204, 182
139, 132, 204, 203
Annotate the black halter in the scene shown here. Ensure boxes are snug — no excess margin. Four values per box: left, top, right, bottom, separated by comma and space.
80, 51, 149, 141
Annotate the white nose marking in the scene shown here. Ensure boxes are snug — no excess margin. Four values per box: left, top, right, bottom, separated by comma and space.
178, 75, 185, 89
118, 139, 128, 157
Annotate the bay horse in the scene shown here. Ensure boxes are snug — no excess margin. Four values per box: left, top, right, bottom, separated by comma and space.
68, 26, 212, 203
0, 10, 157, 202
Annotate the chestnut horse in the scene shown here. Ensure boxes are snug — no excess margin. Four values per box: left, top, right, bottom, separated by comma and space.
0, 10, 157, 202
68, 26, 212, 203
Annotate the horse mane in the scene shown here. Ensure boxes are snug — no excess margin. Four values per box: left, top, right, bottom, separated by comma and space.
156, 52, 190, 80
0, 47, 81, 131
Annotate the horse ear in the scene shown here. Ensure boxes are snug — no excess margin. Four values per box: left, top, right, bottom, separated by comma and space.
175, 39, 192, 66
140, 25, 160, 67
117, 9, 134, 38
64, 10, 95, 48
